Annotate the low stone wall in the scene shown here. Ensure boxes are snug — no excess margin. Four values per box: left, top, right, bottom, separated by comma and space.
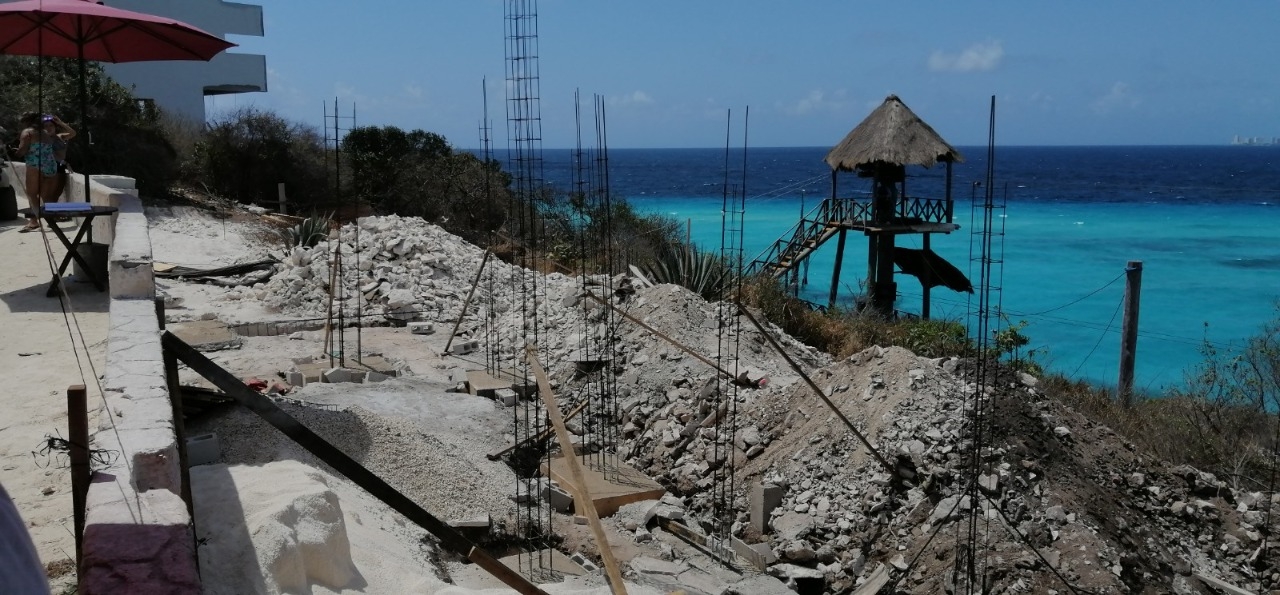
17, 169, 201, 593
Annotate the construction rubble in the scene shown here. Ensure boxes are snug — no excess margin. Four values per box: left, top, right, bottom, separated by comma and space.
163, 214, 1279, 594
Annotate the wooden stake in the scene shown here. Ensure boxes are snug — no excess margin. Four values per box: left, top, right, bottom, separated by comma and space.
67, 384, 88, 564
443, 249, 492, 356
524, 346, 628, 595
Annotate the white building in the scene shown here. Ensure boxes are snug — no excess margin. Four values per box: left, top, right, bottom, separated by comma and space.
103, 0, 266, 124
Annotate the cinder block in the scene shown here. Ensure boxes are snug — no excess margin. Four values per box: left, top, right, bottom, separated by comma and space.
286, 371, 305, 387
450, 340, 480, 356
495, 388, 518, 407
408, 322, 434, 335
543, 483, 574, 512
186, 433, 220, 467
750, 482, 784, 534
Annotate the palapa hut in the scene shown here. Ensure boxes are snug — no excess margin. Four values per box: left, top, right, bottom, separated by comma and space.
824, 95, 967, 317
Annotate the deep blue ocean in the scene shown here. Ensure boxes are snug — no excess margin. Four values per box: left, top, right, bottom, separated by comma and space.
504, 146, 1280, 392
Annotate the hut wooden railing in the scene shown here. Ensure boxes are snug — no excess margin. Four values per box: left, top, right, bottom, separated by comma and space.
746, 195, 954, 278
897, 195, 953, 223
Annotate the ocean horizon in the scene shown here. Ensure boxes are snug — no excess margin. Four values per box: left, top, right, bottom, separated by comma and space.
490, 145, 1280, 392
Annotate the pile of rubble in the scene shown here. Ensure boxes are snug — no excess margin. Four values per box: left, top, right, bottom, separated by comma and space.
234, 216, 1279, 593
607, 340, 1280, 593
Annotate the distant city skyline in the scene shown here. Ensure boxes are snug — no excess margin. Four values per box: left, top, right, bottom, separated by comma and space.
210, 2, 1280, 149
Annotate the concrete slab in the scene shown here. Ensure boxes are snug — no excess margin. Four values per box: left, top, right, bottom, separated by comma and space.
467, 369, 513, 397
541, 455, 666, 518
498, 549, 586, 583
168, 319, 242, 352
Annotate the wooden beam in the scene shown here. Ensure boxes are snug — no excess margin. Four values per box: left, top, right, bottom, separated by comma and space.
524, 346, 628, 595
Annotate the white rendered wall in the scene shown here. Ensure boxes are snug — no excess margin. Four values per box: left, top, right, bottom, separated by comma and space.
102, 0, 266, 124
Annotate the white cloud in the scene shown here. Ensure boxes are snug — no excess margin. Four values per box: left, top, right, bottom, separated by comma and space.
607, 91, 654, 107
1092, 82, 1141, 114
781, 89, 851, 116
928, 40, 1004, 73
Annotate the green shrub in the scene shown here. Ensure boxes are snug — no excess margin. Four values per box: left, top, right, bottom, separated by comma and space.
191, 107, 331, 209
642, 242, 736, 301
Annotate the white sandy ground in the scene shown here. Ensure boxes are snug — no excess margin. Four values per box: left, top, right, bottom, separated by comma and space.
0, 192, 735, 593
0, 187, 108, 593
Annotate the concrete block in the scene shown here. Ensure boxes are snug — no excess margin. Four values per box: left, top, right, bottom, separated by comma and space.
322, 367, 364, 384
448, 515, 492, 529
185, 433, 220, 467
408, 322, 434, 335
569, 552, 598, 572
750, 482, 784, 534
81, 475, 199, 594
495, 388, 518, 407
543, 483, 574, 512
450, 339, 480, 355
286, 371, 305, 387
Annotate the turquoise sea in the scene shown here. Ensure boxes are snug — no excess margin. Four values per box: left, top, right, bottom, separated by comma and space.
525, 146, 1280, 391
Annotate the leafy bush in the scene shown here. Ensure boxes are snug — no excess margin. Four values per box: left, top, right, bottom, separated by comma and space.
342, 125, 513, 243
0, 56, 176, 195
191, 107, 331, 210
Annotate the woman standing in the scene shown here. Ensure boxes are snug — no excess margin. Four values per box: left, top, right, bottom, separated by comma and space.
14, 112, 75, 232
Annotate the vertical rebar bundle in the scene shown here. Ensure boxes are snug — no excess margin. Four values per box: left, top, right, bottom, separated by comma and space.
504, 0, 555, 578
709, 108, 748, 560
322, 99, 358, 366
953, 96, 1007, 594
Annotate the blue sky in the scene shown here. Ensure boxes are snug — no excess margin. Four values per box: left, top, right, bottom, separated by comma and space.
210, 2, 1280, 149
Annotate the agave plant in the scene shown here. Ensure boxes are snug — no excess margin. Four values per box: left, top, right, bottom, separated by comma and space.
283, 213, 333, 249
642, 242, 737, 301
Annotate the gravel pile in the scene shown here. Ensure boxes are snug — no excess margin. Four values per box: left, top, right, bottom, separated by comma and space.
190, 401, 518, 525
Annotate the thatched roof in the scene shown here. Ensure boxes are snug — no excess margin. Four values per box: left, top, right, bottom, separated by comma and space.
824, 95, 964, 172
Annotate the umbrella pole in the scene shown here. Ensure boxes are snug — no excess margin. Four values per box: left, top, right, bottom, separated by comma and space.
78, 34, 91, 202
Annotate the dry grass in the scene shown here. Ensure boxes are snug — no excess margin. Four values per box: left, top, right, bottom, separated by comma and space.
1045, 375, 1279, 490
740, 277, 971, 359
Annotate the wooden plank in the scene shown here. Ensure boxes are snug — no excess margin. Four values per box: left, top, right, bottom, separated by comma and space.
524, 347, 628, 595
1193, 573, 1256, 595
542, 457, 665, 518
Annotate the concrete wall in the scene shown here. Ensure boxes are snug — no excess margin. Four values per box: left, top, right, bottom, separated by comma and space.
25, 171, 202, 593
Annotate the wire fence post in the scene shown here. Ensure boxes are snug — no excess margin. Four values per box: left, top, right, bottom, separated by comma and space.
1118, 260, 1143, 407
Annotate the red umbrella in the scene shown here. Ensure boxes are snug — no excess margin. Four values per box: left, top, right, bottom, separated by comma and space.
0, 0, 236, 195
0, 0, 235, 62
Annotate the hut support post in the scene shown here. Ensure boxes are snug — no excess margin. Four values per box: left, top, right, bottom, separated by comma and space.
921, 234, 932, 320
828, 228, 848, 309
872, 232, 896, 316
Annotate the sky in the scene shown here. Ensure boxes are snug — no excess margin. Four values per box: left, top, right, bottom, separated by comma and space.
208, 1, 1280, 149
